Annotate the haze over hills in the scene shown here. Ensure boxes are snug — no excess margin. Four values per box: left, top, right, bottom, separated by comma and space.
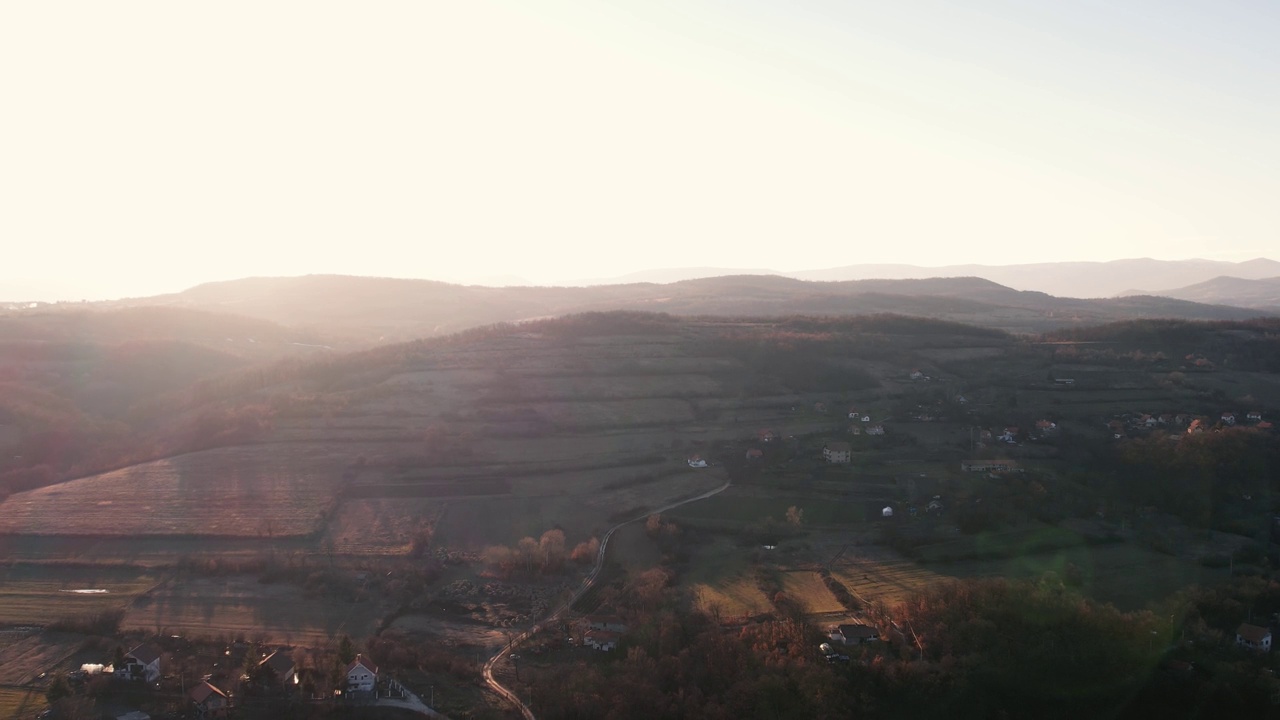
49, 273, 1270, 348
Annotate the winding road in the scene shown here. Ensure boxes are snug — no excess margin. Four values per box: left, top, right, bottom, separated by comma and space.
482, 477, 732, 720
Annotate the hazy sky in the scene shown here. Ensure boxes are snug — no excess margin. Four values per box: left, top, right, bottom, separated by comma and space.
3, 1, 1278, 299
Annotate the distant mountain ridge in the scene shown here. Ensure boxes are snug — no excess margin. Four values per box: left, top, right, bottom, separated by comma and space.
577, 257, 1280, 299
70, 272, 1270, 346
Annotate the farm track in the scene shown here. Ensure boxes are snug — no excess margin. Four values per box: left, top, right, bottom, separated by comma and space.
482, 478, 732, 720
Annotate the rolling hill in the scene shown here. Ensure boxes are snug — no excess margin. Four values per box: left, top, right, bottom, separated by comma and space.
1149, 276, 1280, 311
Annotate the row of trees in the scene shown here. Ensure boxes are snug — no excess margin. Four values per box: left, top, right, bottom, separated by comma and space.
483, 529, 599, 578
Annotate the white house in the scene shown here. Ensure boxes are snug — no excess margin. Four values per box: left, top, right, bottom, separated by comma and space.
866, 425, 885, 436
881, 507, 893, 518
1247, 411, 1263, 422
823, 442, 851, 464
115, 642, 162, 684
687, 455, 708, 468
1236, 623, 1272, 653
346, 654, 379, 693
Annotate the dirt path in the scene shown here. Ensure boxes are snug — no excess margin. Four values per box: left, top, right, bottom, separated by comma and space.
481, 476, 732, 720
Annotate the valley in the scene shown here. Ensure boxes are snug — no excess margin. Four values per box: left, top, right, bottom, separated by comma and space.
1, 309, 1279, 718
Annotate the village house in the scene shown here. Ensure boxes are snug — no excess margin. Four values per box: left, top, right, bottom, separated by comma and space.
745, 448, 763, 461
346, 654, 379, 694
258, 649, 298, 688
866, 424, 885, 436
1221, 412, 1237, 425
1187, 419, 1205, 434
585, 614, 628, 633
757, 428, 778, 443
848, 425, 862, 436
909, 369, 925, 381
1034, 419, 1057, 434
998, 427, 1018, 443
1236, 623, 1272, 653
115, 642, 162, 684
823, 441, 852, 464
687, 455, 708, 468
584, 629, 621, 652
830, 623, 879, 646
189, 681, 230, 718
1247, 411, 1263, 422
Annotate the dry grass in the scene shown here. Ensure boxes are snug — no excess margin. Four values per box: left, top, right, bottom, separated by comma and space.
778, 571, 845, 614
0, 688, 43, 719
830, 552, 943, 608
0, 631, 87, 685
0, 445, 348, 537
122, 575, 383, 644
681, 537, 772, 618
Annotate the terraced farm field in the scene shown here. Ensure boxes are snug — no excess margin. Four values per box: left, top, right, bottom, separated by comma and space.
122, 575, 384, 644
0, 445, 350, 537
0, 565, 158, 625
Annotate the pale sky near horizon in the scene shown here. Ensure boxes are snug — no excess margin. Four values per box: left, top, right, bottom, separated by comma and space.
3, 1, 1278, 300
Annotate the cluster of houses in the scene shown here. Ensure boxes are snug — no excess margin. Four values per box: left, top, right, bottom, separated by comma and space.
95, 641, 392, 717
975, 420, 1057, 447
1106, 410, 1271, 440
846, 409, 886, 437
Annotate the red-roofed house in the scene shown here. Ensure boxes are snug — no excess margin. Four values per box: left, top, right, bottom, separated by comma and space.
346, 655, 379, 693
1236, 623, 1272, 653
189, 681, 229, 718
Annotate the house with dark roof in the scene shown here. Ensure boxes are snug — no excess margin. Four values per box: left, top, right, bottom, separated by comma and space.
1236, 623, 1272, 653
585, 629, 620, 652
258, 649, 298, 687
189, 681, 229, 718
831, 623, 878, 645
115, 642, 162, 683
